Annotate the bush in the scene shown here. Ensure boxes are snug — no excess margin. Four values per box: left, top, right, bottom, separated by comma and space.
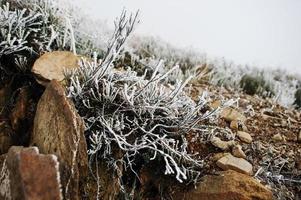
0, 0, 76, 81
66, 11, 231, 194
240, 74, 274, 97
294, 88, 301, 108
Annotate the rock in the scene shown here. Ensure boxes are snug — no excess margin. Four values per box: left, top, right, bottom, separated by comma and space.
9, 87, 34, 146
1, 146, 62, 200
211, 153, 231, 162
0, 85, 11, 115
210, 136, 235, 151
216, 154, 253, 175
272, 133, 284, 142
31, 80, 88, 200
32, 51, 80, 86
211, 100, 221, 109
237, 131, 252, 143
178, 170, 273, 200
232, 144, 246, 159
0, 122, 13, 154
10, 87, 30, 131
298, 130, 301, 142
221, 107, 247, 122
230, 120, 239, 130
242, 124, 249, 132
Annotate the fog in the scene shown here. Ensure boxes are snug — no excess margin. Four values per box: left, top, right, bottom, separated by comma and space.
73, 0, 301, 74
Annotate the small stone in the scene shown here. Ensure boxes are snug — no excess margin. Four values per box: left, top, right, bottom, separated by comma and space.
272, 133, 284, 142
216, 154, 253, 175
298, 130, 301, 142
232, 145, 246, 159
210, 136, 235, 151
221, 108, 247, 122
281, 120, 287, 127
211, 100, 221, 109
32, 51, 81, 86
242, 124, 249, 132
237, 131, 252, 143
230, 120, 239, 130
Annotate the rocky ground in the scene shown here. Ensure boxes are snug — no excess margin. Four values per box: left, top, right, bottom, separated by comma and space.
0, 51, 300, 200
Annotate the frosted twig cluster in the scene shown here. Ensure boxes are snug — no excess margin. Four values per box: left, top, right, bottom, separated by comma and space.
66, 11, 222, 185
0, 0, 75, 74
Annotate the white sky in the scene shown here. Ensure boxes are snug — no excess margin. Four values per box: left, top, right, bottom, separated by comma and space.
73, 0, 301, 74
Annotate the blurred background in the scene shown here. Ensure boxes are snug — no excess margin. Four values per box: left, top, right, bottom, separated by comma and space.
73, 0, 301, 75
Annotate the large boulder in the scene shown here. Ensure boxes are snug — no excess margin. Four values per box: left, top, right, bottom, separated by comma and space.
178, 170, 273, 200
32, 51, 80, 86
31, 80, 88, 200
0, 146, 62, 200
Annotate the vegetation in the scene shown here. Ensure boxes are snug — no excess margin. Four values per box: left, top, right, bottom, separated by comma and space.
294, 88, 301, 108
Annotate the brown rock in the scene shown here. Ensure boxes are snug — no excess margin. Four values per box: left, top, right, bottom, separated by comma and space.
237, 131, 253, 143
232, 144, 246, 159
2, 146, 62, 200
10, 87, 30, 131
9, 87, 35, 146
216, 154, 253, 175
0, 122, 13, 154
221, 107, 247, 122
0, 85, 11, 115
179, 170, 273, 200
298, 130, 301, 142
230, 120, 239, 130
31, 80, 88, 200
32, 51, 80, 86
211, 153, 231, 162
211, 100, 221, 109
210, 136, 235, 151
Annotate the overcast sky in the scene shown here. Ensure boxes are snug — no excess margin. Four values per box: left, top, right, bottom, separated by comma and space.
73, 0, 301, 74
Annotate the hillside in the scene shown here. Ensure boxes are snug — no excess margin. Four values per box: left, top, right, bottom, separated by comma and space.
0, 0, 300, 200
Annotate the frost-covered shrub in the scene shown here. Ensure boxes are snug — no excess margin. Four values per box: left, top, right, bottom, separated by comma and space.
240, 74, 274, 97
294, 88, 301, 108
0, 0, 75, 78
66, 11, 228, 193
240, 74, 261, 95
120, 36, 208, 83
